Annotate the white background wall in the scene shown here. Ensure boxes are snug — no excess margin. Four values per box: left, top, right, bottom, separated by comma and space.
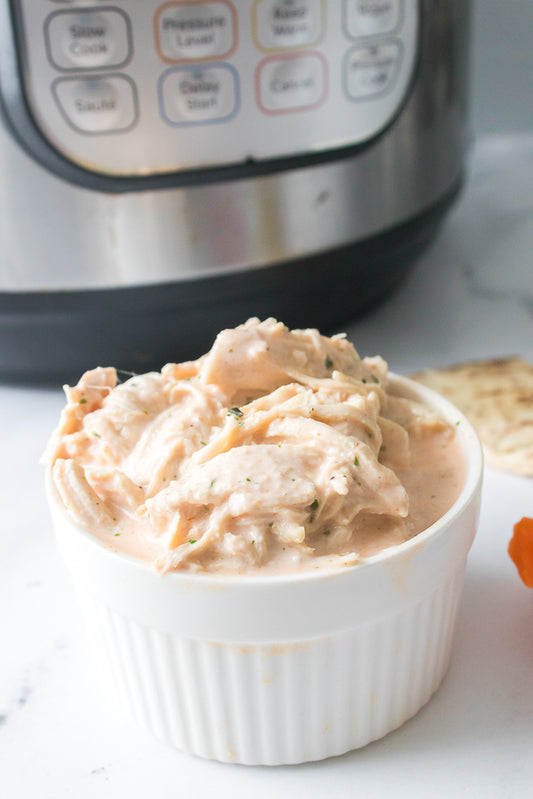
471, 0, 533, 133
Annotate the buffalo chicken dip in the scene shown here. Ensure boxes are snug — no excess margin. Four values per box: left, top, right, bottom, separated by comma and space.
44, 319, 464, 574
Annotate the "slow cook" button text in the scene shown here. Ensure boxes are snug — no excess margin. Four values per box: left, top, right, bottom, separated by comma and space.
45, 8, 132, 71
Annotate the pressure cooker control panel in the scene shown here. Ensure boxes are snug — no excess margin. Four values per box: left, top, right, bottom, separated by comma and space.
14, 1, 420, 176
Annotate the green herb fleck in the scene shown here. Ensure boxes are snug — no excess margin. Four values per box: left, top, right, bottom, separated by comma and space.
79, 398, 87, 405
246, 477, 251, 482
269, 522, 274, 527
362, 378, 367, 384
371, 375, 379, 384
202, 505, 210, 512
92, 432, 101, 438
325, 357, 334, 370
227, 407, 244, 419
200, 440, 206, 446
210, 479, 216, 488
114, 532, 120, 537
142, 409, 148, 415
379, 445, 386, 453
354, 456, 359, 466
455, 420, 460, 426
323, 529, 331, 536
251, 540, 255, 545
310, 499, 319, 510
189, 539, 197, 544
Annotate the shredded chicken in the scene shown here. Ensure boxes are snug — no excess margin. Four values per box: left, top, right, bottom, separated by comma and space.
44, 318, 463, 574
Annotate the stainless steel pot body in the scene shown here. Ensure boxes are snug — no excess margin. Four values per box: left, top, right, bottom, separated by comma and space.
0, 0, 470, 291
0, 0, 470, 381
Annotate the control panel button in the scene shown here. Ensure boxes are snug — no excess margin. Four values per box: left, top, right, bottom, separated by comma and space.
45, 8, 132, 71
253, 0, 325, 50
159, 65, 239, 125
52, 75, 138, 133
16, 0, 420, 173
344, 40, 402, 100
256, 53, 327, 114
155, 1, 237, 62
343, 0, 403, 39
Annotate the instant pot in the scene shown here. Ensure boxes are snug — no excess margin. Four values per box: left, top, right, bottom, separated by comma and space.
0, 0, 470, 382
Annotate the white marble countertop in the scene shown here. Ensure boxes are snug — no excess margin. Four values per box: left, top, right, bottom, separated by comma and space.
2, 134, 533, 798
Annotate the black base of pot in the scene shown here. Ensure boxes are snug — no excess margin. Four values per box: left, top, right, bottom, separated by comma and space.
0, 181, 460, 385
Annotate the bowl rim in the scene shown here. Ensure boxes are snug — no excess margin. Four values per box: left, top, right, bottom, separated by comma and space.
46, 373, 483, 588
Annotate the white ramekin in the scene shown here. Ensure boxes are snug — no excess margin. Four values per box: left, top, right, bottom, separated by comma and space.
46, 376, 483, 765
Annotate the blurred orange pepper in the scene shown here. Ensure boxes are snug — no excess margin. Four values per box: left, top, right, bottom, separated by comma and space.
508, 517, 533, 588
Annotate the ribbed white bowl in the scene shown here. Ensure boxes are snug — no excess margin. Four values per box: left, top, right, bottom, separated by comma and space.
47, 376, 483, 765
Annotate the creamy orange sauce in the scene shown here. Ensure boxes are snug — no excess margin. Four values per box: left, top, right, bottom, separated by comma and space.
44, 319, 464, 574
